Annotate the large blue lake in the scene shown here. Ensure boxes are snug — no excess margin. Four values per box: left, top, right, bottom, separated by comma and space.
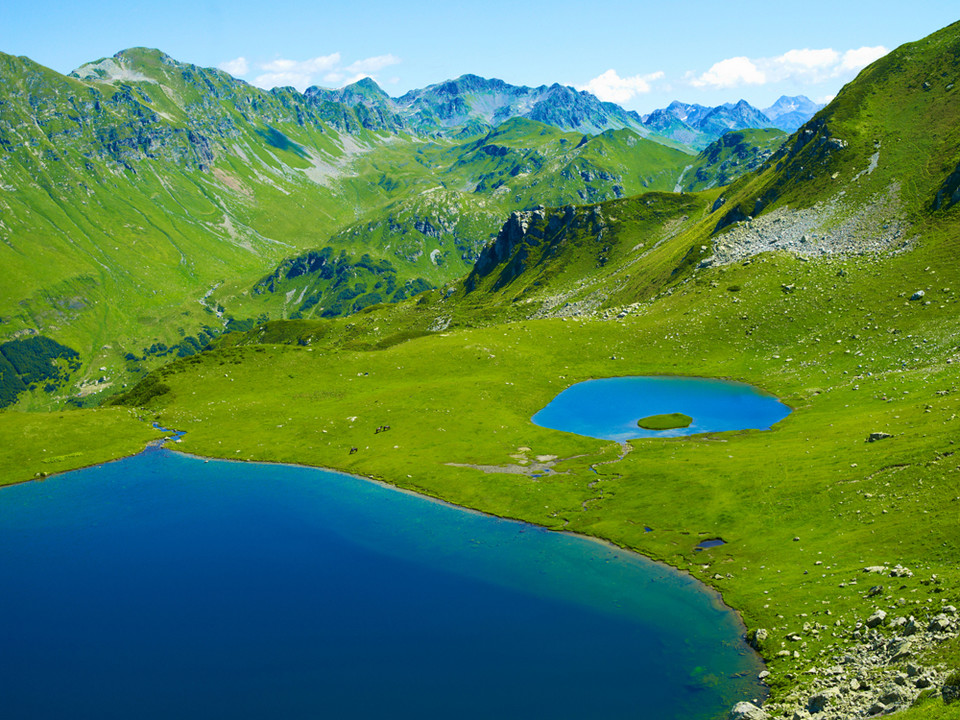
533, 376, 792, 441
0, 445, 764, 719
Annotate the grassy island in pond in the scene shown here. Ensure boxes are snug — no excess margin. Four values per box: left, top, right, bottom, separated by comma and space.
637, 412, 693, 430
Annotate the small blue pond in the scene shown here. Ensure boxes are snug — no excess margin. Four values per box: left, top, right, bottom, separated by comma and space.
532, 376, 791, 441
0, 446, 765, 720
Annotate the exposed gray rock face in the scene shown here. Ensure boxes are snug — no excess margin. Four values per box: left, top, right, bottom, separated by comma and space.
396, 74, 650, 136
469, 211, 534, 282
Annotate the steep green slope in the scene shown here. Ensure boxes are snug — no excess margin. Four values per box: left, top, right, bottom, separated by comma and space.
218, 119, 706, 325
710, 21, 960, 232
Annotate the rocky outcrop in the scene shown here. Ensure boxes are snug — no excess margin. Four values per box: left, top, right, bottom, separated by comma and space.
469, 210, 536, 285
466, 204, 588, 292
933, 160, 960, 210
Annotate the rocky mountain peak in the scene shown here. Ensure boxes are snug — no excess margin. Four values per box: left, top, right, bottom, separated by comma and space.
763, 95, 822, 120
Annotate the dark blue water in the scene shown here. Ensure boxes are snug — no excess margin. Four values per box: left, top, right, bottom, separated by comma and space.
0, 446, 764, 720
532, 376, 791, 441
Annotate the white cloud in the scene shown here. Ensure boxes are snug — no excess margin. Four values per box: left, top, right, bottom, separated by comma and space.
244, 52, 400, 91
254, 71, 315, 89
689, 45, 890, 90
346, 54, 400, 75
218, 57, 249, 76
691, 57, 765, 89
775, 48, 839, 72
840, 46, 889, 72
260, 53, 341, 75
578, 69, 665, 103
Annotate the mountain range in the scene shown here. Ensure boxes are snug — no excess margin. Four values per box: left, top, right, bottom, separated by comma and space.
0, 46, 814, 407
643, 95, 824, 147
307, 73, 652, 137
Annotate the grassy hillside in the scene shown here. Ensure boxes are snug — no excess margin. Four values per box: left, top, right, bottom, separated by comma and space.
710, 21, 960, 228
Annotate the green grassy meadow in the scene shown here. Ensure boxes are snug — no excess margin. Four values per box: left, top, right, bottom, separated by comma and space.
0, 407, 163, 485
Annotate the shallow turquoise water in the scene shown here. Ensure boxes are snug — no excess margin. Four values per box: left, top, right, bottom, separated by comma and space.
0, 446, 764, 719
532, 375, 792, 440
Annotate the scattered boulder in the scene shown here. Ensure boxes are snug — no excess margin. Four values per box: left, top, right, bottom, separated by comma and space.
866, 609, 888, 628
943, 671, 960, 704
888, 638, 914, 662
910, 290, 925, 301
867, 432, 893, 442
928, 614, 954, 633
879, 684, 909, 707
730, 701, 768, 720
806, 688, 840, 713
748, 628, 769, 650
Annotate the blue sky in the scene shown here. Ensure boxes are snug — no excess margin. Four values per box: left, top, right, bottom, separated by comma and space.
1, 0, 957, 113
